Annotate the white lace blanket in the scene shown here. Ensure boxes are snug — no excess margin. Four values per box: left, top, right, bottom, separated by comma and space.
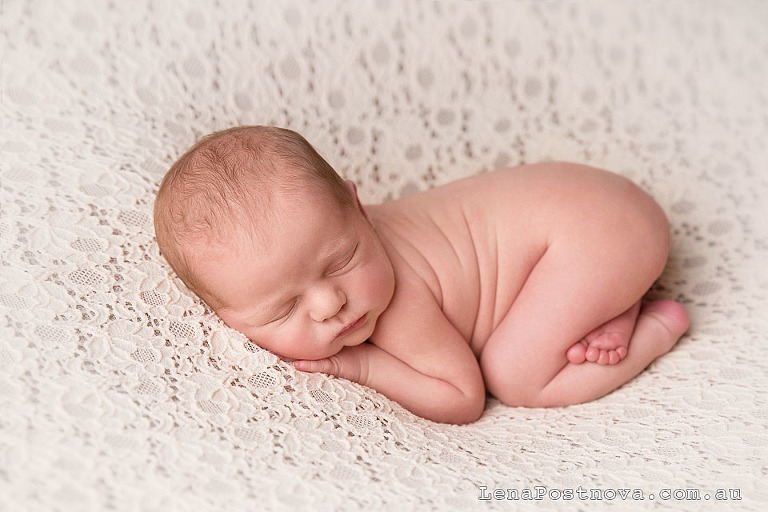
2, 1, 767, 510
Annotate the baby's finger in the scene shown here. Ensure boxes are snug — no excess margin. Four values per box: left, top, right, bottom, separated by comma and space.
293, 358, 341, 376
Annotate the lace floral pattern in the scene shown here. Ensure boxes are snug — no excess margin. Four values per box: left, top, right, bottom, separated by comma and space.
2, 0, 767, 510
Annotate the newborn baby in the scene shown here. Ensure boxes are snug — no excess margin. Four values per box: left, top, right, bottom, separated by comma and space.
154, 125, 689, 424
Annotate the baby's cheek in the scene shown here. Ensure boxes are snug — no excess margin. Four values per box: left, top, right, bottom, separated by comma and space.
369, 261, 394, 305
243, 332, 270, 353
357, 269, 381, 302
283, 321, 323, 358
243, 326, 285, 356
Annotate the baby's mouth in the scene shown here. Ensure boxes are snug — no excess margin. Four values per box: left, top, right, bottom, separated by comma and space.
336, 314, 368, 339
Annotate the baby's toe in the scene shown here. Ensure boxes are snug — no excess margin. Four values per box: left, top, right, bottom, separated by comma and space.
586, 346, 603, 363
602, 347, 628, 365
566, 340, 588, 364
596, 350, 612, 365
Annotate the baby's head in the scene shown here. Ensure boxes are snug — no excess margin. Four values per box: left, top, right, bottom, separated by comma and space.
154, 126, 395, 360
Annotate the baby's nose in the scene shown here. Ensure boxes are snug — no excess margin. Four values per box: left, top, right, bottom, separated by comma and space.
309, 284, 346, 322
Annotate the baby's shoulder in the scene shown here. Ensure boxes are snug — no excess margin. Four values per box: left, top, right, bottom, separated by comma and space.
368, 261, 452, 347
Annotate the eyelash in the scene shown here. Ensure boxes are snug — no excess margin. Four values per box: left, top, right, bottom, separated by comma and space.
274, 300, 298, 323
329, 244, 358, 275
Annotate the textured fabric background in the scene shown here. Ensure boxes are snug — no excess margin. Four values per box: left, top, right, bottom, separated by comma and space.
2, 1, 767, 510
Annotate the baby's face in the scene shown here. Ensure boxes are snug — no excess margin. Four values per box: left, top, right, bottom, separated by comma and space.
198, 185, 395, 361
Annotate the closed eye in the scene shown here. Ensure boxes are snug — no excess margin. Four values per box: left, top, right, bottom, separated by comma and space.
328, 243, 358, 275
270, 299, 298, 324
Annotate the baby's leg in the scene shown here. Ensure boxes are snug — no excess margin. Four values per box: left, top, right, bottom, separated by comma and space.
549, 300, 688, 406
480, 221, 687, 407
480, 244, 688, 406
565, 300, 641, 365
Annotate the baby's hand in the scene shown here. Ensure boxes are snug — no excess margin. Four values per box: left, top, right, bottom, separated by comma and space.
293, 344, 373, 385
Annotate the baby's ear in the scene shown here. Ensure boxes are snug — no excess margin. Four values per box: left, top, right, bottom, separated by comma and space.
345, 180, 368, 217
345, 179, 358, 199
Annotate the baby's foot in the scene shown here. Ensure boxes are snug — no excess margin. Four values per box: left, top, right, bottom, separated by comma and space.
639, 299, 690, 343
566, 301, 642, 365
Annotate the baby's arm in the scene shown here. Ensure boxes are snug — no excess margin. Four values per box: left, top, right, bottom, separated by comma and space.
294, 287, 486, 424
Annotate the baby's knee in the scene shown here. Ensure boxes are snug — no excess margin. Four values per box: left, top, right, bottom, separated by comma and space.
480, 354, 545, 408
